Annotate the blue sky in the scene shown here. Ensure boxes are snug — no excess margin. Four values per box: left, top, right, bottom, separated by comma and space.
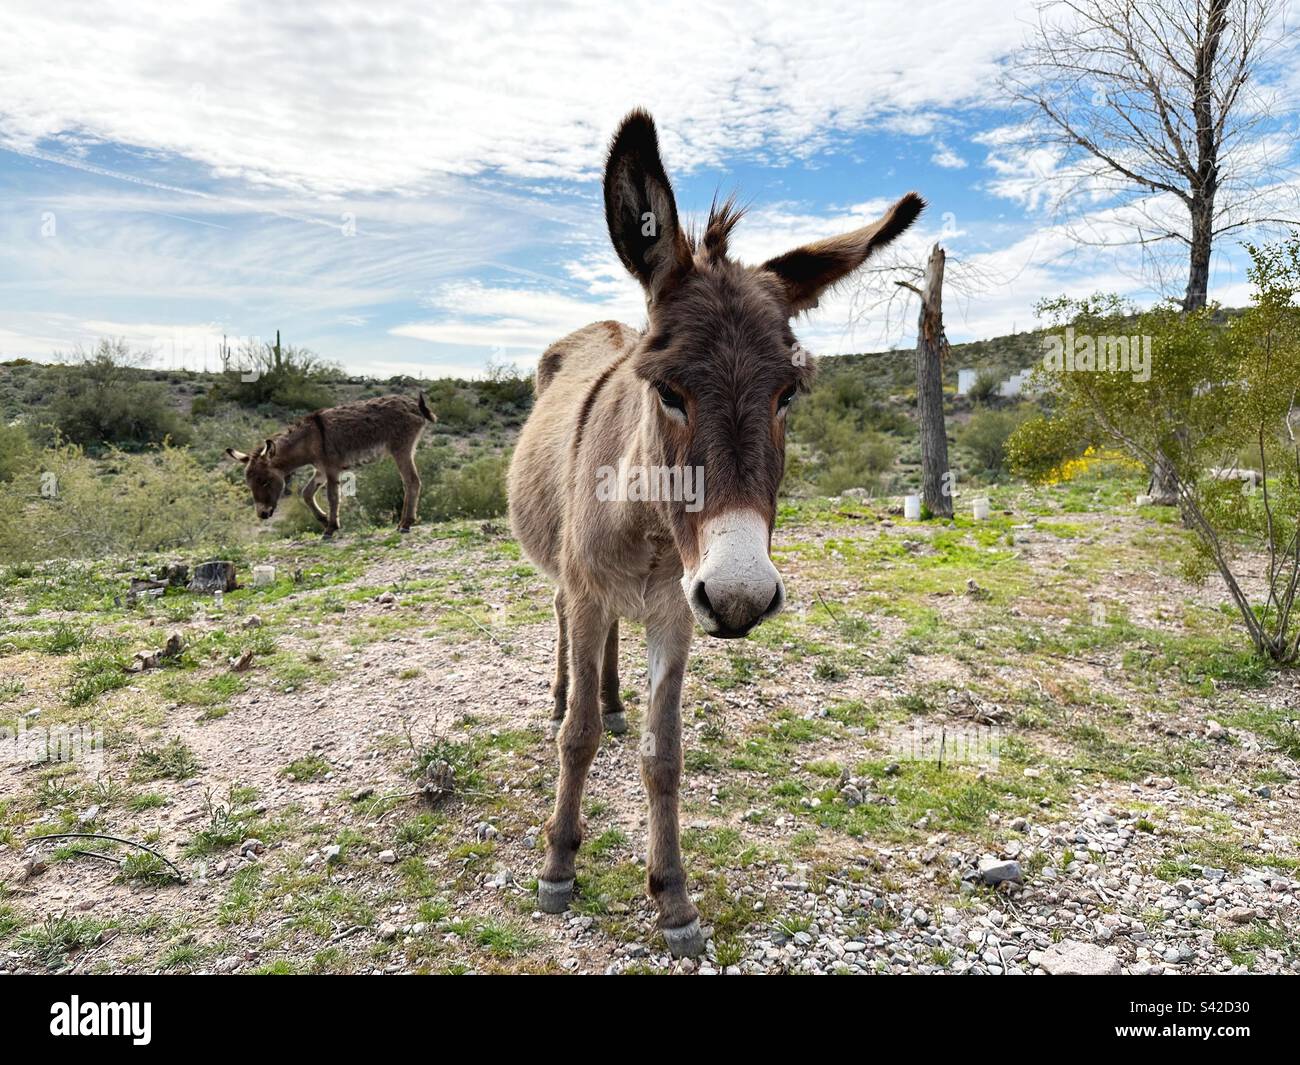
1, 0, 1297, 378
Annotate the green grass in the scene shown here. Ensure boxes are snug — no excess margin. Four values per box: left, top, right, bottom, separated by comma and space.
18, 914, 112, 968
282, 754, 331, 781
134, 738, 200, 781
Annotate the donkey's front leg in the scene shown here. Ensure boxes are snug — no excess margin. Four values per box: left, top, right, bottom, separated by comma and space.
538, 593, 608, 914
641, 606, 704, 956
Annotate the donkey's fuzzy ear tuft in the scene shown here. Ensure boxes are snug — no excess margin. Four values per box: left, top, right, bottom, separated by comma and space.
763, 192, 925, 315
603, 109, 693, 302
260, 438, 276, 458
226, 447, 250, 463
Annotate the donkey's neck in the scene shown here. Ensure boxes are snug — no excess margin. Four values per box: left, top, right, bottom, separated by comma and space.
269, 418, 322, 473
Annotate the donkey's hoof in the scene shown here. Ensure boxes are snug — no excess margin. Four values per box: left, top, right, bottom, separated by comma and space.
397, 526, 411, 535
662, 918, 707, 958
536, 878, 574, 914
603, 711, 628, 735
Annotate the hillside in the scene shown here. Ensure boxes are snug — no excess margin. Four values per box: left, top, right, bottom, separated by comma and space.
2, 479, 1297, 974
0, 327, 1051, 424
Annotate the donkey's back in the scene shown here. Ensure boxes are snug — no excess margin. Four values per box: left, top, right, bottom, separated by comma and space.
316, 393, 430, 467
509, 320, 638, 577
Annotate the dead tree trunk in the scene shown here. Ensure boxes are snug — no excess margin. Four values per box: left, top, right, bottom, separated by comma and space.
901, 244, 953, 519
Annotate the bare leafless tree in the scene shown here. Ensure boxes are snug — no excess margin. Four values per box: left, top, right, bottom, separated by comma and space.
1006, 0, 1296, 312
897, 245, 955, 518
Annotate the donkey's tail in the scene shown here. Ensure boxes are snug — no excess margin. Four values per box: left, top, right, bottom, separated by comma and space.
417, 391, 438, 423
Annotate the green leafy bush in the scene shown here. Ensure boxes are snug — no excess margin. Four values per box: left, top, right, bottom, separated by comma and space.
0, 444, 248, 563
967, 369, 1003, 404
0, 421, 35, 482
348, 443, 510, 526
48, 339, 190, 451
788, 369, 900, 494
958, 405, 1035, 476
201, 336, 338, 413
1006, 238, 1300, 663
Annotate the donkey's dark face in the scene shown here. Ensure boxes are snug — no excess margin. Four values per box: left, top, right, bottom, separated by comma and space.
634, 263, 808, 636
226, 444, 286, 520
604, 109, 923, 638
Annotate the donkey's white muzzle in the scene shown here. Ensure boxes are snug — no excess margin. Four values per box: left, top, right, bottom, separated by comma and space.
684, 510, 784, 639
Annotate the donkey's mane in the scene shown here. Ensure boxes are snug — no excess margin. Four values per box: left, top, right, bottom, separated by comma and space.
687, 194, 746, 262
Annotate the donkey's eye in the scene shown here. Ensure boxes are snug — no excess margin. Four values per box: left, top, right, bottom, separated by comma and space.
777, 385, 797, 412
656, 383, 687, 418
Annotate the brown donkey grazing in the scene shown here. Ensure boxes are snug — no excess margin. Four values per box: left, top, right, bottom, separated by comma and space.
226, 393, 436, 537
509, 109, 922, 956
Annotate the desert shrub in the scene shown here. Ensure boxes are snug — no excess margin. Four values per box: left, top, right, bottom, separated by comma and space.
48, 339, 190, 451
0, 444, 248, 563
967, 369, 1003, 404
958, 405, 1035, 476
1010, 238, 1300, 663
788, 370, 900, 494
327, 443, 510, 530
1006, 408, 1092, 482
475, 362, 534, 421
203, 336, 338, 413
0, 421, 35, 482
423, 451, 510, 520
421, 379, 489, 433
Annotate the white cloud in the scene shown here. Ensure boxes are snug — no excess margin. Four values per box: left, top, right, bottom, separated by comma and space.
930, 141, 968, 169
0, 0, 1036, 194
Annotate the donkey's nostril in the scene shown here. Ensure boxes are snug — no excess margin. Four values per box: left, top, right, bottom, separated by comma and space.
691, 580, 717, 621
764, 583, 784, 619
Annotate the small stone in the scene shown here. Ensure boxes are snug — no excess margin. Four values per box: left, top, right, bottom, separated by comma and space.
1039, 940, 1122, 976
238, 838, 264, 856
376, 850, 398, 864
323, 845, 342, 862
20, 857, 47, 881
378, 922, 398, 940
978, 859, 1023, 886
1226, 906, 1256, 924
242, 615, 263, 630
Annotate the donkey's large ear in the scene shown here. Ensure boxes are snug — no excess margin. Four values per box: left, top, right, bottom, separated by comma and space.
763, 192, 925, 315
226, 448, 250, 464
604, 109, 693, 303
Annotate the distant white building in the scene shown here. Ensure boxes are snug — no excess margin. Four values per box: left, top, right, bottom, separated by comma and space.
956, 368, 978, 396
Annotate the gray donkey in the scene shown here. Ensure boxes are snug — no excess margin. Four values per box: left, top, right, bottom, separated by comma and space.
227, 393, 436, 537
509, 109, 922, 956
